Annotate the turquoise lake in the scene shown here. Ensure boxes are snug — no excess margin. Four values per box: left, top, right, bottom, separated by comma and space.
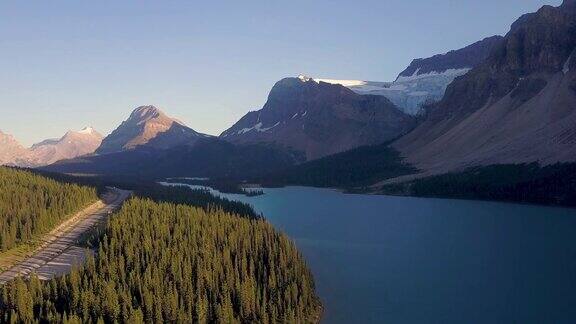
163, 184, 576, 323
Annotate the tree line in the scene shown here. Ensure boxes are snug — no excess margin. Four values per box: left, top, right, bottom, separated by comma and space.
135, 184, 262, 220
260, 143, 417, 190
0, 167, 97, 252
0, 185, 321, 323
381, 163, 576, 207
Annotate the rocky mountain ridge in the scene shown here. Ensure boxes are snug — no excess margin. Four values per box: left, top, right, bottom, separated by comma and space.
0, 127, 103, 167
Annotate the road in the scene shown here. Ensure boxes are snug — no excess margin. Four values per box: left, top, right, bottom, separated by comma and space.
0, 187, 131, 284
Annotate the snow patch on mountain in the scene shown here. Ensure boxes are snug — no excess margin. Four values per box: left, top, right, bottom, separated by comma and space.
563, 50, 574, 74
394, 68, 470, 83
312, 77, 370, 88
78, 126, 96, 134
303, 68, 471, 115
237, 121, 280, 135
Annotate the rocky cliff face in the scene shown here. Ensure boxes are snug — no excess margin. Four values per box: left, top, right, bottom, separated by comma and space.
221, 77, 416, 160
393, 0, 576, 173
96, 106, 208, 154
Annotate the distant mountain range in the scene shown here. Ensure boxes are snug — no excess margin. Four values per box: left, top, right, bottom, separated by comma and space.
274, 0, 576, 205
4, 31, 499, 170
7, 1, 576, 206
218, 35, 503, 160
0, 127, 102, 167
43, 105, 303, 179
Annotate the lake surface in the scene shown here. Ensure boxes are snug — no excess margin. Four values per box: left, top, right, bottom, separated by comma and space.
163, 184, 576, 323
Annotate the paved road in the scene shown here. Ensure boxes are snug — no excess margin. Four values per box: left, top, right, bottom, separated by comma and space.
0, 187, 131, 283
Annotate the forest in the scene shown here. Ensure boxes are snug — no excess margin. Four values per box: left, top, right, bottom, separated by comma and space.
261, 143, 417, 189
135, 184, 263, 219
0, 167, 97, 252
161, 179, 264, 197
381, 163, 576, 207
0, 179, 321, 323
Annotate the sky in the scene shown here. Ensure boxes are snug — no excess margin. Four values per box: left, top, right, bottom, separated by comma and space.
0, 0, 562, 146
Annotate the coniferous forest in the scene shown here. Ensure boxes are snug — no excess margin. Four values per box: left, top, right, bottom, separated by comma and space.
0, 193, 321, 323
0, 167, 97, 252
381, 163, 576, 207
260, 143, 417, 189
136, 184, 262, 220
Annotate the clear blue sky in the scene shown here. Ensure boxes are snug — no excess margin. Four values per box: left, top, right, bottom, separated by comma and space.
0, 0, 561, 146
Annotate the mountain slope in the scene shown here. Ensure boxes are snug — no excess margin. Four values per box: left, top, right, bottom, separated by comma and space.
393, 0, 576, 174
221, 77, 416, 160
96, 105, 207, 154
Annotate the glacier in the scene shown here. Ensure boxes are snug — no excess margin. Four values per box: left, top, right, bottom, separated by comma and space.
301, 68, 470, 116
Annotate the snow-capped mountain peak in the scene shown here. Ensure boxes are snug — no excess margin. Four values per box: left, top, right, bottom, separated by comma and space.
78, 126, 96, 135
1, 127, 104, 167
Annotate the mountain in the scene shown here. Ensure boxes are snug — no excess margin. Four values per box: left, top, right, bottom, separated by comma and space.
0, 127, 103, 167
27, 127, 103, 166
308, 36, 503, 115
392, 0, 576, 174
0, 130, 30, 166
96, 105, 208, 154
43, 138, 303, 180
43, 106, 304, 179
220, 76, 416, 160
